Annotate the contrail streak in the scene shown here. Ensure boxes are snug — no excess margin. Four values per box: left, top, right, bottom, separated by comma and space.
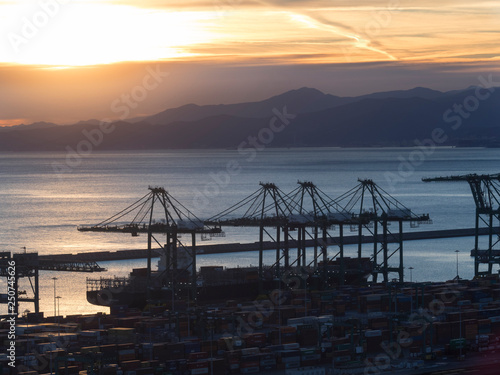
255, 0, 397, 60
290, 13, 397, 61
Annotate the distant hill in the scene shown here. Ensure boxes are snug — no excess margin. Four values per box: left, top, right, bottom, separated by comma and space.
358, 87, 444, 100
0, 121, 59, 132
144, 87, 355, 125
1, 86, 499, 151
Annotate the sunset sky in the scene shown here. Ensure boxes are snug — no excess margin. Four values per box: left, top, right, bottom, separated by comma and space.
0, 0, 499, 125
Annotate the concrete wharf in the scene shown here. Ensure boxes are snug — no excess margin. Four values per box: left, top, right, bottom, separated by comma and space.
38, 227, 500, 263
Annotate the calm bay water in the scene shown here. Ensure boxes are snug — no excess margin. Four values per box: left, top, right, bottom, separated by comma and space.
1, 147, 499, 316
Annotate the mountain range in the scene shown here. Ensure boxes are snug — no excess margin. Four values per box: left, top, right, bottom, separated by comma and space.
1, 86, 499, 151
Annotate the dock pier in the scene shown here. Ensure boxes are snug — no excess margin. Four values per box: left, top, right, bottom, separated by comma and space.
39, 227, 499, 263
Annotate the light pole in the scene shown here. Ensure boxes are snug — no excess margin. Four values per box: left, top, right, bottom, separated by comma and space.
23, 309, 30, 370
56, 296, 61, 316
409, 267, 414, 283
56, 296, 61, 338
51, 277, 57, 317
455, 250, 460, 280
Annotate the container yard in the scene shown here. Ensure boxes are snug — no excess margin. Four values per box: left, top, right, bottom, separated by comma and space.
2, 276, 500, 374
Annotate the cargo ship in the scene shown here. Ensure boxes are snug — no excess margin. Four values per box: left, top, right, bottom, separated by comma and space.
86, 254, 374, 309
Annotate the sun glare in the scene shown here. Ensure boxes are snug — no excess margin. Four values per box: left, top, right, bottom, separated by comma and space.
0, 3, 216, 67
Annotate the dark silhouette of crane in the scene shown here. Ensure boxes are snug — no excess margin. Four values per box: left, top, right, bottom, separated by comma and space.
207, 182, 295, 291
0, 251, 105, 317
423, 173, 500, 277
333, 179, 431, 283
79, 181, 431, 310
287, 181, 363, 286
206, 181, 370, 291
79, 186, 222, 303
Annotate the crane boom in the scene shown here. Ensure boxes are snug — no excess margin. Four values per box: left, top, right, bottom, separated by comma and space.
423, 173, 500, 276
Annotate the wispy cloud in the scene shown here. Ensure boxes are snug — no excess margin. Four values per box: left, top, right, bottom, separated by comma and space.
288, 13, 397, 61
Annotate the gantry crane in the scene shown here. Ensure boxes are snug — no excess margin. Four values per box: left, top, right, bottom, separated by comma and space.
207, 181, 368, 290
79, 187, 222, 303
423, 173, 500, 276
0, 251, 105, 317
206, 182, 293, 291
287, 181, 365, 286
333, 179, 431, 283
79, 181, 431, 310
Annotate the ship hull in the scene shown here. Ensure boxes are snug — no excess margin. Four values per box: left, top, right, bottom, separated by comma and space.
87, 280, 272, 308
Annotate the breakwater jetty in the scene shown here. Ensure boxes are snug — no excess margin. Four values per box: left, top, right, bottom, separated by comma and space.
39, 227, 499, 263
